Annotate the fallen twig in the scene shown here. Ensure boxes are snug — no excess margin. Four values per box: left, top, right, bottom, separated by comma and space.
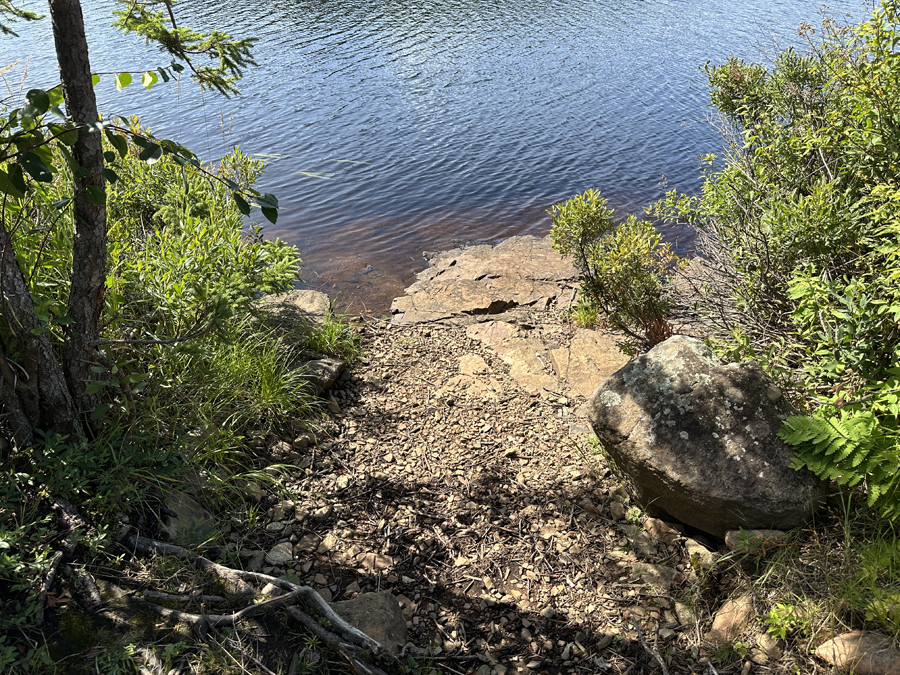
631, 617, 669, 675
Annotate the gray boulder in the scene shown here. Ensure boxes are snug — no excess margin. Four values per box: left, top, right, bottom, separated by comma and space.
587, 335, 827, 538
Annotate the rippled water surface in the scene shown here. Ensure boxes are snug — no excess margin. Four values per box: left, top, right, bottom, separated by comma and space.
3, 0, 866, 312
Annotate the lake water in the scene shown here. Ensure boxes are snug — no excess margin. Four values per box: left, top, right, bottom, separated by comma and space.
3, 0, 867, 313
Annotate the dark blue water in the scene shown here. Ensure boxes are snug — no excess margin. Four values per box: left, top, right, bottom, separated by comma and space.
2, 0, 869, 312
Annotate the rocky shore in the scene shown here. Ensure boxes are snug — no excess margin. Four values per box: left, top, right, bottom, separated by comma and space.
234, 235, 896, 675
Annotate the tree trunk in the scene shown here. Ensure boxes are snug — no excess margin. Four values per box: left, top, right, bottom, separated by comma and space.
0, 225, 83, 447
49, 0, 106, 419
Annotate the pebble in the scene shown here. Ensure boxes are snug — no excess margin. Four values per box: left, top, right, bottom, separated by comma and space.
265, 542, 293, 565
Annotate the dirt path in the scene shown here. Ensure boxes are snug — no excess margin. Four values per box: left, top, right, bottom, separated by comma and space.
256, 309, 716, 675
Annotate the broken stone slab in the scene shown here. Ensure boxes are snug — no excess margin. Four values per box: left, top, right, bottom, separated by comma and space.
587, 335, 829, 538
706, 594, 755, 644
302, 357, 346, 394
390, 236, 578, 325
162, 491, 216, 547
329, 591, 408, 654
816, 631, 900, 675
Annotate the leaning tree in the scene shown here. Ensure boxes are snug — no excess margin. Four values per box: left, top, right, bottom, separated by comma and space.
0, 0, 277, 447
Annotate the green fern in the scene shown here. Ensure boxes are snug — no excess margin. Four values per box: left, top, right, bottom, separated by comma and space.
780, 412, 900, 518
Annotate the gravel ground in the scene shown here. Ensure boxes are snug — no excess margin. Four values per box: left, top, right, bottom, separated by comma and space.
243, 309, 744, 675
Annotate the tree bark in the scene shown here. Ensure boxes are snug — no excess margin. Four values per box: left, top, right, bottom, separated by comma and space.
49, 0, 106, 419
0, 224, 83, 447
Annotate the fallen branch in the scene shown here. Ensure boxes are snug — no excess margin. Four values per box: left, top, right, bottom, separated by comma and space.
631, 617, 669, 675
34, 551, 63, 628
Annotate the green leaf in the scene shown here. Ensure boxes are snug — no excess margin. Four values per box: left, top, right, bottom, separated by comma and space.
261, 207, 278, 224
138, 143, 163, 164
171, 62, 185, 73
52, 198, 71, 210
20, 152, 52, 182
157, 67, 170, 83
103, 151, 117, 163
142, 70, 158, 90
91, 73, 100, 87
85, 382, 105, 395
105, 130, 128, 158
50, 123, 78, 145
258, 192, 279, 209
47, 87, 64, 108
85, 184, 106, 205
115, 72, 132, 91
102, 168, 119, 184
0, 167, 26, 199
22, 89, 50, 117
90, 403, 112, 421
233, 192, 250, 215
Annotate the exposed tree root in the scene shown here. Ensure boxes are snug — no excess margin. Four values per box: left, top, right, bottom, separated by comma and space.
122, 532, 402, 675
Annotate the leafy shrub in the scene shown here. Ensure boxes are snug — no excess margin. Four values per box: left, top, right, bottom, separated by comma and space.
549, 189, 682, 354
653, 1, 900, 518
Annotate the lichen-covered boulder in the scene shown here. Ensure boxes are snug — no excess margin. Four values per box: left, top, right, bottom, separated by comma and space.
587, 335, 827, 538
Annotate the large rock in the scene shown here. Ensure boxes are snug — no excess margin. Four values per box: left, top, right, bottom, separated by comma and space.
587, 335, 827, 538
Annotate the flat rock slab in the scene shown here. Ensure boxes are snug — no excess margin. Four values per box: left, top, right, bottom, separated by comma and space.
465, 320, 628, 400
330, 591, 408, 654
391, 236, 578, 325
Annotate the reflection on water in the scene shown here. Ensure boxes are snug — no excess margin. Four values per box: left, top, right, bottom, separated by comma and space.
1, 0, 865, 313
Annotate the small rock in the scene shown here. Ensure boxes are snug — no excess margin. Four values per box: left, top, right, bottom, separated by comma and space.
609, 501, 626, 520
658, 628, 677, 641
265, 542, 293, 565
685, 538, 719, 569
296, 533, 320, 553
631, 562, 682, 591
757, 633, 784, 660
329, 591, 407, 653
358, 552, 395, 572
270, 440, 292, 458
675, 601, 698, 626
724, 529, 790, 553
313, 504, 334, 521
645, 518, 681, 545
475, 666, 492, 675
335, 475, 351, 490
459, 354, 490, 375
265, 521, 286, 532
816, 631, 900, 675
303, 357, 346, 394
540, 607, 556, 619
318, 532, 339, 553
706, 594, 755, 644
